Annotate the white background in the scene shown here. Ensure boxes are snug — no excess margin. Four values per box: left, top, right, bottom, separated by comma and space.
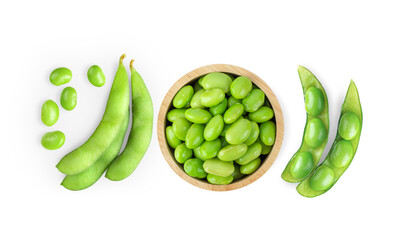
1, 0, 399, 239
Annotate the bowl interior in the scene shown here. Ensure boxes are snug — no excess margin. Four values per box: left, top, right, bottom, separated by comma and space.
157, 64, 284, 191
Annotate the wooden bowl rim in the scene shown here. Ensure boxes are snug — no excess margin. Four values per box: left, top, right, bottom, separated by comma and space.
157, 64, 284, 191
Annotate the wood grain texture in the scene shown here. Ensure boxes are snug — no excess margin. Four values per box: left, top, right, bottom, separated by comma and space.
157, 64, 284, 191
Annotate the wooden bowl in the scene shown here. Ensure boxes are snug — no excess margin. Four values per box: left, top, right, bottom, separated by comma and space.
157, 64, 284, 191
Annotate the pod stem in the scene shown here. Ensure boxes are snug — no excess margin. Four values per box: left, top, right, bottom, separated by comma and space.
120, 54, 126, 63
130, 59, 135, 71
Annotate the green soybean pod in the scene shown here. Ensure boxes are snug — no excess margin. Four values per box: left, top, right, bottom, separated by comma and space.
201, 72, 232, 93
185, 108, 212, 124
184, 158, 207, 178
223, 103, 244, 124
230, 76, 252, 99
41, 131, 65, 150
172, 118, 192, 140
87, 65, 106, 87
297, 80, 362, 197
244, 121, 260, 146
203, 159, 234, 177
259, 121, 276, 146
210, 98, 228, 116
204, 115, 224, 141
235, 142, 262, 165
217, 143, 248, 161
228, 96, 241, 108
50, 67, 72, 86
248, 106, 274, 123
41, 100, 59, 126
207, 174, 233, 185
242, 89, 265, 112
105, 60, 153, 181
185, 124, 205, 149
225, 118, 252, 145
282, 66, 329, 183
166, 126, 181, 148
199, 138, 222, 159
167, 109, 186, 122
56, 55, 130, 175
240, 158, 261, 175
174, 143, 193, 164
190, 89, 205, 108
60, 87, 77, 111
61, 113, 129, 190
173, 85, 194, 108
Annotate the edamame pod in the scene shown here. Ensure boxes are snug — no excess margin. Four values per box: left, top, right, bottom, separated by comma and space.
60, 86, 77, 111
50, 67, 72, 86
87, 65, 106, 87
281, 66, 329, 183
203, 159, 234, 177
106, 60, 154, 181
41, 100, 59, 126
173, 85, 194, 108
204, 115, 224, 141
61, 113, 129, 190
57, 55, 130, 175
41, 131, 65, 150
297, 80, 362, 197
201, 72, 232, 93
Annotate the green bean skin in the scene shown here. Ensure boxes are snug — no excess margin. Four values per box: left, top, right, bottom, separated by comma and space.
281, 66, 329, 183
41, 100, 59, 126
41, 131, 65, 150
60, 87, 77, 111
297, 80, 362, 197
87, 65, 106, 87
56, 55, 130, 175
50, 67, 72, 86
61, 113, 129, 190
106, 60, 153, 181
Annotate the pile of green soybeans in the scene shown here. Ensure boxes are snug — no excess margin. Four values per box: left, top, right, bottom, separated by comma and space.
165, 72, 276, 185
40, 65, 106, 150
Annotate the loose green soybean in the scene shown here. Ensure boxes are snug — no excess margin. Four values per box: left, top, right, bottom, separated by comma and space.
41, 131, 65, 150
166, 126, 181, 148
203, 159, 234, 177
185, 124, 205, 149
204, 115, 224, 141
165, 71, 277, 184
185, 108, 212, 124
41, 100, 59, 126
201, 72, 232, 93
224, 103, 244, 124
282, 66, 329, 183
167, 109, 186, 122
60, 87, 77, 111
297, 80, 362, 197
230, 76, 252, 99
56, 55, 130, 175
50, 67, 72, 86
225, 118, 252, 145
200, 88, 225, 107
217, 143, 247, 161
184, 158, 207, 178
106, 60, 154, 181
87, 65, 106, 87
173, 85, 194, 108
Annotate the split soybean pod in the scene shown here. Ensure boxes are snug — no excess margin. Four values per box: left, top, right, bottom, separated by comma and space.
281, 66, 329, 182
56, 55, 130, 175
106, 60, 153, 181
297, 81, 362, 197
